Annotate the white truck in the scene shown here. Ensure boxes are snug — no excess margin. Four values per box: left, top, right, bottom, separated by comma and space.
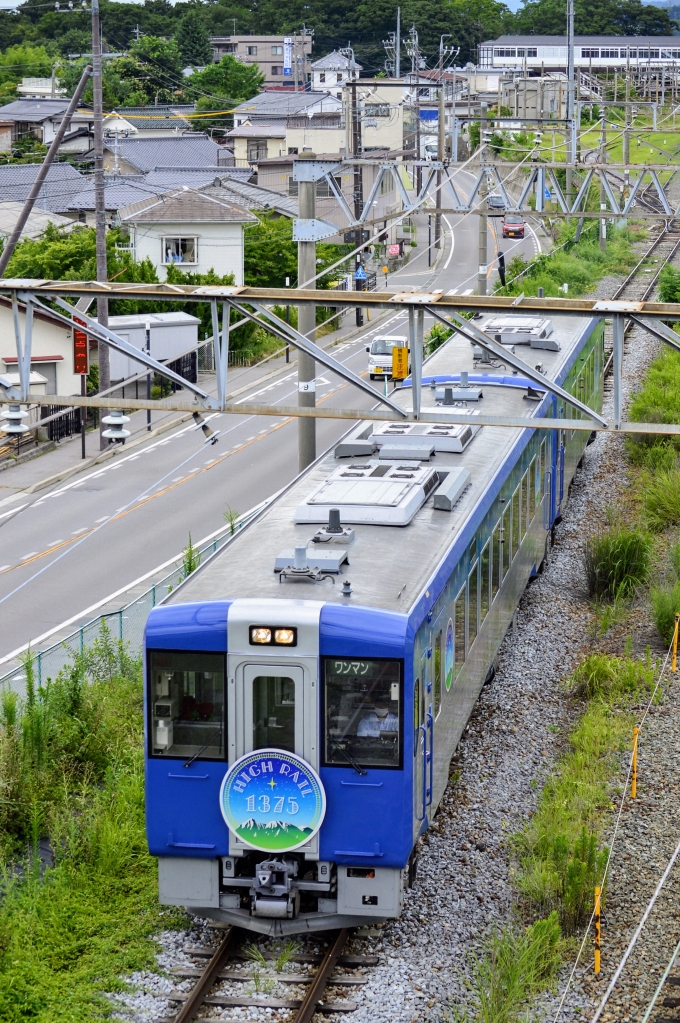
366, 335, 409, 379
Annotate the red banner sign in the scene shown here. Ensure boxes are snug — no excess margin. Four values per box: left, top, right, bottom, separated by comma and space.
73, 317, 89, 375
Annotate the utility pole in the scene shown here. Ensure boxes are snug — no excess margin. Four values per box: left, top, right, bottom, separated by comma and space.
599, 116, 607, 252
296, 153, 316, 471
395, 8, 400, 78
566, 0, 575, 216
435, 83, 444, 249
92, 0, 109, 450
477, 102, 488, 296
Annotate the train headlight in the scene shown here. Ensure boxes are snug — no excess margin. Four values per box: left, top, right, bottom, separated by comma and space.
274, 628, 295, 645
250, 627, 272, 644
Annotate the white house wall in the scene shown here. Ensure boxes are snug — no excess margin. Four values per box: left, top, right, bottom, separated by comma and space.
0, 303, 80, 395
132, 221, 246, 284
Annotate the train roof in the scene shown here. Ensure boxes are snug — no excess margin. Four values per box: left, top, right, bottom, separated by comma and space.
169, 312, 596, 619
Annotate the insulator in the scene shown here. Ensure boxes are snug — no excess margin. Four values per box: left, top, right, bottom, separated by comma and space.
101, 408, 131, 442
0, 404, 29, 435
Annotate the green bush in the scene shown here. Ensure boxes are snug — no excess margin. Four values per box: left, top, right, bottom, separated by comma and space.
650, 581, 680, 645
584, 525, 651, 599
627, 347, 680, 447
641, 468, 680, 530
567, 651, 656, 701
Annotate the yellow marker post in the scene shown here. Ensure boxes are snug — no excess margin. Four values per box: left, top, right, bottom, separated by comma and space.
594, 886, 601, 974
382, 265, 389, 288
631, 726, 639, 799
672, 612, 679, 672
392, 345, 409, 381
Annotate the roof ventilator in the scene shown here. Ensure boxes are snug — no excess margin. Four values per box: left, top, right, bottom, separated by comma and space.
312, 507, 355, 545
276, 545, 341, 583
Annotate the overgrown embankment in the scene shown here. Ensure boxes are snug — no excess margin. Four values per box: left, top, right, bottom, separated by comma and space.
0, 630, 183, 1022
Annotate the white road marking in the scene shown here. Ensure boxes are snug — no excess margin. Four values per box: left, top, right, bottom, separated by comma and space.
0, 504, 27, 521
172, 476, 184, 481
72, 527, 88, 535
21, 552, 38, 560
447, 289, 458, 296
0, 566, 9, 572
463, 288, 474, 296
95, 516, 109, 523
46, 540, 63, 545
443, 216, 455, 269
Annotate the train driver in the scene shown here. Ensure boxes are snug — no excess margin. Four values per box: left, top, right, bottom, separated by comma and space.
357, 698, 399, 737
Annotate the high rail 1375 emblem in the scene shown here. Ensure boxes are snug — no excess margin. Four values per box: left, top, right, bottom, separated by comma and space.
219, 750, 326, 852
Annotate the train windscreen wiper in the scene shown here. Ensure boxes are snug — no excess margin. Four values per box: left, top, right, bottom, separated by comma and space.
183, 728, 222, 768
329, 738, 368, 776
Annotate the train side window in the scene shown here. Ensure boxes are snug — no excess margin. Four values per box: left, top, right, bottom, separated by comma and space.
492, 520, 501, 599
480, 541, 490, 622
454, 584, 466, 676
502, 505, 511, 577
148, 650, 226, 760
521, 471, 529, 537
540, 438, 547, 495
528, 459, 537, 523
512, 486, 521, 554
434, 631, 442, 717
468, 560, 479, 649
323, 658, 402, 770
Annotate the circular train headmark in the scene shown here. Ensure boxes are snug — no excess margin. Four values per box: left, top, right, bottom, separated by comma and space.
219, 749, 326, 853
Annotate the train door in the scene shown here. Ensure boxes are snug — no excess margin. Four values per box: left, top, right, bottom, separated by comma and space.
235, 664, 312, 763
413, 649, 432, 832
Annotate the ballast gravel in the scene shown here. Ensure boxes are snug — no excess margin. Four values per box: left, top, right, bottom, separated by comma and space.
110, 271, 680, 1023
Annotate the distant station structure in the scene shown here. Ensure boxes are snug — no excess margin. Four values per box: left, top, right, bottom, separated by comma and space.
478, 35, 680, 71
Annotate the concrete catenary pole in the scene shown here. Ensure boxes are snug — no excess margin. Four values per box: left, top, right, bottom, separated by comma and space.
296, 152, 316, 471
91, 0, 110, 449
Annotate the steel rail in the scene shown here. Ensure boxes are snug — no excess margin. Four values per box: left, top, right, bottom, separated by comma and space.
172, 926, 240, 1023
293, 929, 350, 1023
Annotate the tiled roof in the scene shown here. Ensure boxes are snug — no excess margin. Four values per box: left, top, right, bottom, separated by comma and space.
225, 123, 286, 138
0, 201, 73, 238
68, 179, 165, 211
200, 176, 297, 217
0, 162, 87, 213
0, 98, 93, 123
109, 105, 196, 130
311, 51, 362, 70
233, 91, 342, 117
119, 188, 258, 224
104, 135, 221, 172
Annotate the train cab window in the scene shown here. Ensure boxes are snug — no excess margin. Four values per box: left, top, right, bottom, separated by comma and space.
480, 541, 490, 622
148, 651, 226, 760
512, 487, 521, 555
323, 658, 402, 769
454, 584, 466, 676
434, 631, 442, 717
468, 561, 479, 648
492, 521, 501, 599
253, 675, 296, 753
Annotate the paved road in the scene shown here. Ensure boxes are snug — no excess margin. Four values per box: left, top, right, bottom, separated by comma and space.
0, 201, 543, 660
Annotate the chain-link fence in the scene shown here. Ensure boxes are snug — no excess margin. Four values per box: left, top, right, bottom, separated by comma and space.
0, 503, 267, 692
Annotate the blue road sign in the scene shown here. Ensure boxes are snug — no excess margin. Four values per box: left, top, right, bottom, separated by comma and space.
354, 266, 368, 280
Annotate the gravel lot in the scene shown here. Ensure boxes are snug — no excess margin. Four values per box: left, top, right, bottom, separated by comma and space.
111, 273, 680, 1023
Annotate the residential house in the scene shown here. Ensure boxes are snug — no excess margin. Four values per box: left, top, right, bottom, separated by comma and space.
104, 105, 196, 139
209, 34, 312, 87
119, 188, 257, 283
98, 135, 227, 174
17, 77, 66, 99
0, 98, 94, 153
224, 123, 286, 165
232, 90, 342, 127
0, 122, 12, 152
67, 176, 168, 226
0, 294, 82, 395
0, 163, 87, 214
0, 201, 74, 239
310, 51, 361, 98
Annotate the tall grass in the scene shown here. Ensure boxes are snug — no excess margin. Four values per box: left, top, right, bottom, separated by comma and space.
0, 626, 183, 1022
641, 469, 680, 530
584, 525, 651, 599
513, 653, 646, 931
450, 914, 562, 1023
650, 582, 680, 645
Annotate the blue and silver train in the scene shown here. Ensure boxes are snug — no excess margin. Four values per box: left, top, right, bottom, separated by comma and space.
144, 310, 604, 934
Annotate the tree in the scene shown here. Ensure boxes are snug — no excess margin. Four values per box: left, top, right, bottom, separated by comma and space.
187, 54, 264, 102
513, 0, 678, 35
0, 44, 53, 103
176, 7, 212, 67
193, 95, 241, 135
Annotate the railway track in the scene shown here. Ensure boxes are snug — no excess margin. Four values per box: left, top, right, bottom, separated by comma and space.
602, 224, 680, 377
163, 926, 376, 1023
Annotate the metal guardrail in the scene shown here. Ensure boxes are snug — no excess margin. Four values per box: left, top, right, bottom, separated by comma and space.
0, 502, 268, 691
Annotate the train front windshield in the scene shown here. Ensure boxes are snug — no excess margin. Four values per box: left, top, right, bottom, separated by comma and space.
323, 658, 402, 769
